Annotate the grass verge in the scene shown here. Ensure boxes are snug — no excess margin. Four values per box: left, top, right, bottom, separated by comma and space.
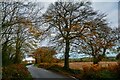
37, 63, 81, 79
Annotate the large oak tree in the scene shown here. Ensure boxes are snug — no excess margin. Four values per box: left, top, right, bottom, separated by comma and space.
42, 1, 107, 69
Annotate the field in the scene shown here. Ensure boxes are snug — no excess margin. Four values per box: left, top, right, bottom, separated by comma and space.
57, 62, 118, 70
38, 61, 119, 79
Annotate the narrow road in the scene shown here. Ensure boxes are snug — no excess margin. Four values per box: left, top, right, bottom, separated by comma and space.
27, 65, 77, 80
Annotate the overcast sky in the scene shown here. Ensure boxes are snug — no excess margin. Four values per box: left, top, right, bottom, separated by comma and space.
27, 0, 119, 28
32, 0, 118, 47
4, 0, 118, 28
92, 2, 118, 28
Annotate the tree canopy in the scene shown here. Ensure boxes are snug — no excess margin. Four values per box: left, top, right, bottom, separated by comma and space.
1, 1, 119, 69
42, 1, 113, 68
33, 47, 57, 63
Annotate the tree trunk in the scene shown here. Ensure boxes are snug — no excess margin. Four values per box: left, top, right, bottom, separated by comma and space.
14, 33, 21, 64
35, 58, 38, 64
93, 56, 99, 64
103, 48, 106, 56
2, 42, 9, 66
14, 48, 21, 64
64, 39, 70, 69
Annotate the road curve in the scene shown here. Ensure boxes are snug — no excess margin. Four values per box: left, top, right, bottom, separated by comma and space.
27, 65, 77, 80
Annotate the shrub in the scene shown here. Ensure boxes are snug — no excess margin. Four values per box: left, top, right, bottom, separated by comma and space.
2, 64, 32, 80
38, 63, 51, 69
98, 70, 116, 79
81, 64, 119, 80
115, 61, 120, 78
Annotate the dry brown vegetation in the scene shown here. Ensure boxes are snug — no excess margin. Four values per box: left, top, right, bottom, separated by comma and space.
37, 61, 119, 79
57, 62, 118, 70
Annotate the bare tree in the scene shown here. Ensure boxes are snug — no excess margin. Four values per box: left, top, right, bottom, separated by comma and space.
1, 2, 43, 66
76, 14, 117, 64
42, 1, 105, 69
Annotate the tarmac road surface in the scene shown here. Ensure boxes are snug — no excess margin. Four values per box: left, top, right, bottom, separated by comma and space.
27, 65, 78, 80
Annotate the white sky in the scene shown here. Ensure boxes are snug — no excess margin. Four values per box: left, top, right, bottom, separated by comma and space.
17, 0, 119, 2
32, 0, 118, 28
37, 0, 119, 47
2, 0, 118, 28
92, 2, 118, 28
